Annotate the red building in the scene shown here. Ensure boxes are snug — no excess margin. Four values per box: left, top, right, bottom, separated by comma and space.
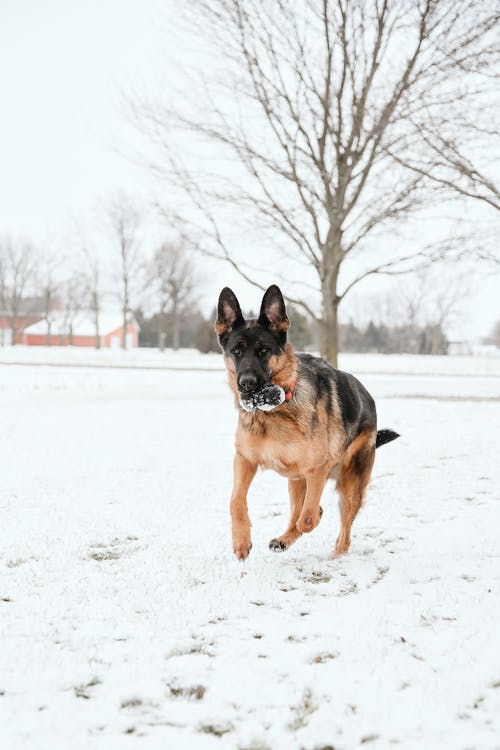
17, 313, 139, 348
0, 298, 45, 345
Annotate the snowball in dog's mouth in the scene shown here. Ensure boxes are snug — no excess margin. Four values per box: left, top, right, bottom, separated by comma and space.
239, 383, 286, 413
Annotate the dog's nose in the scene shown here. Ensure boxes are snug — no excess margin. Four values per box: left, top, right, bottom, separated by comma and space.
238, 374, 258, 392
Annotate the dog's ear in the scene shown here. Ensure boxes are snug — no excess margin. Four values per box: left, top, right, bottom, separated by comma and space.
215, 287, 245, 336
258, 285, 290, 332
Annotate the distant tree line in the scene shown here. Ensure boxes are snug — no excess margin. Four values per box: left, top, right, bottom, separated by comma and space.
0, 191, 487, 355
339, 321, 448, 355
0, 193, 198, 350
134, 303, 450, 355
136, 304, 316, 353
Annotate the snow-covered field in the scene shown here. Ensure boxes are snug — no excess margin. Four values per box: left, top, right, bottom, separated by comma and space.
1, 348, 499, 749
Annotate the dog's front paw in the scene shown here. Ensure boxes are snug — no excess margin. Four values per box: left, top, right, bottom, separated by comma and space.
233, 540, 252, 560
269, 538, 288, 552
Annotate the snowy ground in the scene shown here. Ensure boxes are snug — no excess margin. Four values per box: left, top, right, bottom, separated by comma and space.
1, 348, 499, 749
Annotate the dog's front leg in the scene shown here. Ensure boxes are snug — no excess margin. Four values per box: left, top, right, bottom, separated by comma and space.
296, 468, 329, 534
230, 453, 257, 560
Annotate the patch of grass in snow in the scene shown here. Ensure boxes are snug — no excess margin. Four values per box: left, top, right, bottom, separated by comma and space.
6, 558, 29, 568
336, 581, 358, 597
298, 569, 332, 584
288, 688, 317, 731
198, 722, 233, 737
238, 742, 272, 750
73, 677, 102, 700
121, 697, 143, 708
88, 548, 123, 561
369, 566, 389, 587
88, 536, 140, 561
312, 652, 338, 664
167, 683, 206, 700
166, 642, 214, 658
287, 635, 306, 643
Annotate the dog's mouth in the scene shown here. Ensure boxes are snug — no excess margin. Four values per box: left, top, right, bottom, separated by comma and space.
237, 377, 269, 396
237, 385, 259, 396
239, 383, 286, 413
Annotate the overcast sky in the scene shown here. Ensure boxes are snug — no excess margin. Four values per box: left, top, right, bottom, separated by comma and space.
1, 0, 498, 338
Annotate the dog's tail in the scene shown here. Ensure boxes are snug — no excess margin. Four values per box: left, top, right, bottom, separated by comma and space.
376, 428, 400, 448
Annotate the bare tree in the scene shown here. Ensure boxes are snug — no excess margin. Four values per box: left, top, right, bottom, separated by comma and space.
105, 193, 143, 349
60, 274, 85, 346
387, 110, 500, 266
83, 250, 102, 349
130, 0, 499, 364
398, 270, 470, 353
148, 243, 194, 350
78, 243, 102, 349
70, 217, 104, 349
37, 250, 63, 346
362, 268, 470, 353
0, 237, 35, 346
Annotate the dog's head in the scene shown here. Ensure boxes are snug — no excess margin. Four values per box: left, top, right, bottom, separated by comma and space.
215, 285, 291, 395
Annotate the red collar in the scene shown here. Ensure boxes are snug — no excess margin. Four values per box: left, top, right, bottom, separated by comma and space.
284, 380, 296, 402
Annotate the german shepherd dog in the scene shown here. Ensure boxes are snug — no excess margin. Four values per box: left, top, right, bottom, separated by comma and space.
216, 284, 399, 560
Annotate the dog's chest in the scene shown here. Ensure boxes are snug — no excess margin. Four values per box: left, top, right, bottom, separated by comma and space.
257, 441, 292, 475
237, 429, 305, 478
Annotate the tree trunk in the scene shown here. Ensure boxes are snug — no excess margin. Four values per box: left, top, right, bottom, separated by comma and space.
319, 254, 340, 367
10, 317, 17, 346
172, 319, 180, 350
122, 307, 127, 349
319, 307, 339, 368
158, 325, 166, 351
44, 290, 51, 347
158, 309, 167, 351
172, 299, 180, 351
93, 294, 100, 349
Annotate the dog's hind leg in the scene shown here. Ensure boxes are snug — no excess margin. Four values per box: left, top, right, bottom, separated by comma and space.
269, 478, 306, 552
230, 453, 257, 560
334, 430, 376, 557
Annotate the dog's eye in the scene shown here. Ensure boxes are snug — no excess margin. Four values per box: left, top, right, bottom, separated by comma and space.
232, 346, 242, 358
257, 347, 268, 357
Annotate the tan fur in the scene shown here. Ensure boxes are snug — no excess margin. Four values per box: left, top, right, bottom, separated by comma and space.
266, 301, 290, 331
230, 453, 257, 560
216, 300, 240, 335
335, 429, 376, 556
272, 477, 307, 548
267, 344, 297, 388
